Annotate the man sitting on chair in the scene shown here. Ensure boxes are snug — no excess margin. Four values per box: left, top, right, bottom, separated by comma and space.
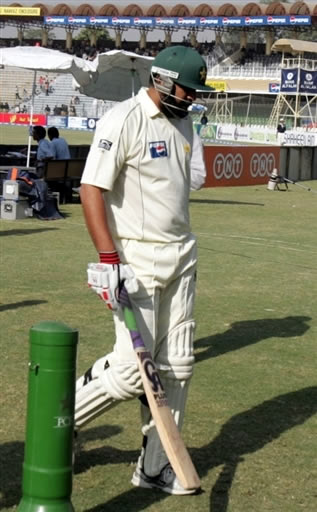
32, 125, 54, 178
48, 127, 71, 160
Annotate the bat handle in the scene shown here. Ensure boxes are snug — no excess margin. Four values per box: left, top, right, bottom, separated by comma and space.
120, 286, 146, 351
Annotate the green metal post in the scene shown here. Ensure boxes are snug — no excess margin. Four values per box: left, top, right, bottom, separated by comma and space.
18, 321, 78, 512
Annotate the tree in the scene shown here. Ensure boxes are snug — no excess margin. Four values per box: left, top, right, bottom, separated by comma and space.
24, 28, 55, 41
74, 27, 113, 45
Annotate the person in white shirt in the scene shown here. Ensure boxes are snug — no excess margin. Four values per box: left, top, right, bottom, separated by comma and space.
75, 45, 212, 495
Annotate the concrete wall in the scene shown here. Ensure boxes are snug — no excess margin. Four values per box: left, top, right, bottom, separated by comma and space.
280, 147, 316, 181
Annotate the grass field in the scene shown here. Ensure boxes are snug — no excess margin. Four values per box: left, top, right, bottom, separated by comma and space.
0, 125, 94, 146
1, 182, 316, 512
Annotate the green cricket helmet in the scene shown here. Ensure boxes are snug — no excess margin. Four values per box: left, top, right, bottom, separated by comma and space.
151, 45, 213, 92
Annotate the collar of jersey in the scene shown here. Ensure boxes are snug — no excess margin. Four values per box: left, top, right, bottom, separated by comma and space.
138, 87, 161, 118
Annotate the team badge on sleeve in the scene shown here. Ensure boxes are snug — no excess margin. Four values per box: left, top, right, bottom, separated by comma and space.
98, 139, 113, 150
149, 141, 168, 158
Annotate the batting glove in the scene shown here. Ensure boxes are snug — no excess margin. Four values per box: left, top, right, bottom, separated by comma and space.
87, 251, 138, 311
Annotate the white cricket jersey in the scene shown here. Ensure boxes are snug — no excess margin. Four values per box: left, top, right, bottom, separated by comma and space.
81, 87, 204, 243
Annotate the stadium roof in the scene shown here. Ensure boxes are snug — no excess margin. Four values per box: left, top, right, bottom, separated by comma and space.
1, 1, 317, 17
272, 38, 317, 54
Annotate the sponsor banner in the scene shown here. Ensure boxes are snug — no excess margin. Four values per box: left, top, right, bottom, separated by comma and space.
0, 7, 41, 15
222, 17, 242, 26
282, 131, 317, 147
269, 83, 280, 93
216, 125, 235, 141
249, 126, 277, 144
47, 115, 68, 128
288, 15, 311, 25
198, 124, 217, 140
133, 17, 154, 26
203, 146, 280, 187
299, 69, 317, 94
67, 116, 88, 129
233, 125, 249, 142
244, 16, 265, 26
0, 113, 46, 125
281, 69, 298, 92
87, 118, 98, 130
216, 124, 278, 143
67, 16, 88, 25
206, 80, 226, 91
44, 16, 67, 24
89, 17, 110, 25
43, 15, 311, 28
155, 17, 177, 26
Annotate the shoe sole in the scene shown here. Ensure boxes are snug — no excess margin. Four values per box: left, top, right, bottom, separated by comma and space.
131, 473, 197, 495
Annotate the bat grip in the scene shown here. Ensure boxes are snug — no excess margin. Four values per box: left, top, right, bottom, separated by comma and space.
120, 286, 146, 351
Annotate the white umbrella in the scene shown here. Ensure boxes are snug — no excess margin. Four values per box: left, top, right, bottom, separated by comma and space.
0, 46, 89, 165
0, 47, 154, 162
72, 50, 154, 101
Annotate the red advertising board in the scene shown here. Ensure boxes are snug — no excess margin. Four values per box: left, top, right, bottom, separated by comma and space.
0, 113, 47, 125
203, 146, 280, 187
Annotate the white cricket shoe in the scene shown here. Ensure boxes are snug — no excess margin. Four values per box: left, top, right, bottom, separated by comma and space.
131, 460, 198, 495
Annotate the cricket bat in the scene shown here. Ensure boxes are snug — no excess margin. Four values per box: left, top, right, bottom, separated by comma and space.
119, 285, 201, 491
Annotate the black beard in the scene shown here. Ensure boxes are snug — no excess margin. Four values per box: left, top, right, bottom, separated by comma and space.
160, 94, 190, 119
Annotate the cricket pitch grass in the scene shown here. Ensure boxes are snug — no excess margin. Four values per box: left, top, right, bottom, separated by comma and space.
0, 182, 316, 512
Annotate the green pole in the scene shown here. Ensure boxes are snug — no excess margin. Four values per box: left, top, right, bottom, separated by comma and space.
18, 321, 78, 512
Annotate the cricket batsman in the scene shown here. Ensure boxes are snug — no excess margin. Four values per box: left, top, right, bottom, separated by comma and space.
75, 45, 212, 495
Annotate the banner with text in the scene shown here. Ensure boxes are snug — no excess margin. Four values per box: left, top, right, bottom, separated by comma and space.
0, 113, 46, 125
43, 15, 311, 28
281, 69, 298, 92
203, 146, 280, 187
299, 69, 317, 94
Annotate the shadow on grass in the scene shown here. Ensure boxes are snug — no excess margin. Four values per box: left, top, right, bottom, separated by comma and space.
0, 425, 122, 509
206, 386, 317, 511
190, 199, 264, 206
0, 299, 48, 312
84, 387, 317, 512
0, 227, 59, 236
194, 315, 311, 363
1, 388, 316, 511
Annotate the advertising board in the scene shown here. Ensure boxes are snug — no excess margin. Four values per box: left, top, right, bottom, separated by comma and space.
203, 146, 280, 187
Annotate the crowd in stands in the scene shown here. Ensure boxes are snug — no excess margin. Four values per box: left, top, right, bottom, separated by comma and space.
38, 75, 55, 96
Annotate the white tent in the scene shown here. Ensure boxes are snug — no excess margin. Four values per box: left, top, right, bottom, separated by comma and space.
0, 46, 154, 163
72, 49, 154, 100
0, 46, 154, 101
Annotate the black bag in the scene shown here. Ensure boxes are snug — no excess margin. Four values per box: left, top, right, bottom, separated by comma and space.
5, 168, 64, 220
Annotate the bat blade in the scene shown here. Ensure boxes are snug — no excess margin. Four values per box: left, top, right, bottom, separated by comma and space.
136, 349, 200, 490
120, 287, 200, 491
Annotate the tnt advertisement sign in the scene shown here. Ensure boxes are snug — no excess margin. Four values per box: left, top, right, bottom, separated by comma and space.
203, 146, 280, 187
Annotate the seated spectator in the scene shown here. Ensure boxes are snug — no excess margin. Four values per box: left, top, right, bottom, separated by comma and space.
47, 126, 71, 160
32, 125, 54, 177
53, 105, 60, 115
44, 104, 51, 115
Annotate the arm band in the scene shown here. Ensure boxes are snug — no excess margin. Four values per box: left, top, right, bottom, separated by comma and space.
99, 251, 120, 264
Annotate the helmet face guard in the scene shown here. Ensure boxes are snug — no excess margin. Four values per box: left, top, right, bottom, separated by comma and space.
150, 46, 213, 118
